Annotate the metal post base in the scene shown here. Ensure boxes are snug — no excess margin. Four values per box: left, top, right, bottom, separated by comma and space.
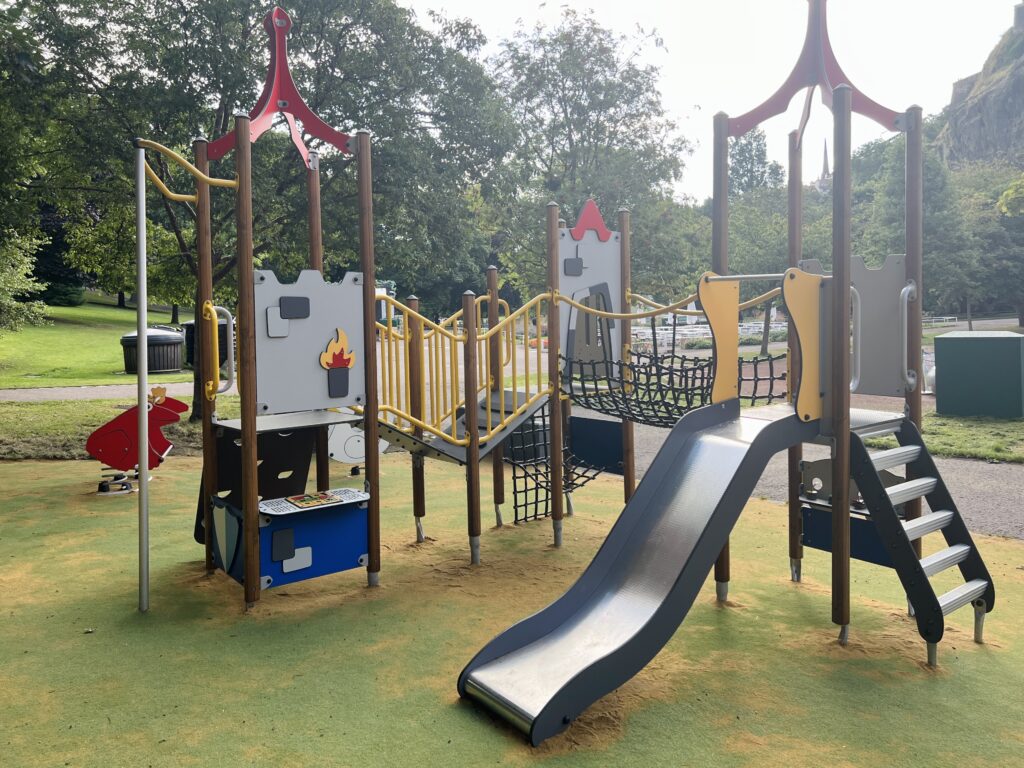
790, 558, 801, 583
494, 504, 503, 528
470, 535, 481, 565
553, 519, 563, 548
565, 494, 574, 517
367, 570, 380, 587
973, 600, 986, 644
838, 624, 850, 646
415, 517, 425, 544
927, 642, 938, 668
715, 581, 728, 603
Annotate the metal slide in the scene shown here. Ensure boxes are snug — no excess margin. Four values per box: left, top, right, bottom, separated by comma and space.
458, 399, 819, 745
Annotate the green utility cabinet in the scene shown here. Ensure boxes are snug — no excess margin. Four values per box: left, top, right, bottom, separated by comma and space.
935, 331, 1024, 418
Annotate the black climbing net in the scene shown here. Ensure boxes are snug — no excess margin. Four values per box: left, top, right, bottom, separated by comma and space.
504, 402, 602, 524
739, 353, 789, 407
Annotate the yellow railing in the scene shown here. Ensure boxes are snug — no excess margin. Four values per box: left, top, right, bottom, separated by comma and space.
373, 278, 788, 448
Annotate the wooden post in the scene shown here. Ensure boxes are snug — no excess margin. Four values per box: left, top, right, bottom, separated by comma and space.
234, 115, 261, 608
618, 208, 636, 502
831, 86, 853, 641
463, 291, 482, 564
904, 106, 925, 557
787, 130, 804, 582
547, 203, 565, 547
307, 150, 331, 493
487, 266, 505, 526
408, 295, 427, 542
356, 130, 382, 587
194, 138, 217, 575
712, 112, 731, 601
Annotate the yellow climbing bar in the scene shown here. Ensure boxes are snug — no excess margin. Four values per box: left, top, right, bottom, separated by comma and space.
782, 267, 824, 422
143, 161, 197, 203
697, 272, 740, 403
135, 139, 239, 189
136, 138, 238, 204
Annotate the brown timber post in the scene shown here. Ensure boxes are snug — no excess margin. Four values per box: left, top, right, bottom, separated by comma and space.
547, 203, 565, 547
904, 106, 925, 558
712, 111, 731, 602
194, 138, 216, 575
787, 130, 805, 582
487, 266, 505, 526
408, 295, 427, 542
234, 115, 261, 608
463, 291, 482, 564
831, 86, 853, 643
356, 130, 382, 587
307, 150, 331, 493
618, 208, 636, 502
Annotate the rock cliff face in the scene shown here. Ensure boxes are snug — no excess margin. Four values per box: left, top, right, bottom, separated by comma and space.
937, 10, 1024, 168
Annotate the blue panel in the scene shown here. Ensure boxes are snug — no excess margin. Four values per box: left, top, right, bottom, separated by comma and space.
801, 506, 894, 568
211, 499, 368, 588
569, 416, 624, 474
259, 502, 368, 588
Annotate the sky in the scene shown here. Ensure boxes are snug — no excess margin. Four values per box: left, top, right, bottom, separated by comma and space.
399, 0, 1017, 200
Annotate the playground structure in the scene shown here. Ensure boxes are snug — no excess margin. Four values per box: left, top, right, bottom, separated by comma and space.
127, 1, 996, 748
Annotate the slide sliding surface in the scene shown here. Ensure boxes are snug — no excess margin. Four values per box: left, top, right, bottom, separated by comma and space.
458, 400, 817, 745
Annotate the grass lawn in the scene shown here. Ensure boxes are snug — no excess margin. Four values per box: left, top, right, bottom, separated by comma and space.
867, 411, 1024, 464
1, 393, 1021, 465
0, 302, 193, 389
0, 396, 240, 460
0, 454, 1021, 766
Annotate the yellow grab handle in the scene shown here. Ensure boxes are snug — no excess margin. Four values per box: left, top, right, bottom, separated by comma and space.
202, 302, 235, 401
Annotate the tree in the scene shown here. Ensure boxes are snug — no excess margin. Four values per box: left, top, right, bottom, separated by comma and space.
0, 230, 48, 335
491, 10, 689, 296
19, 0, 517, 321
729, 128, 784, 198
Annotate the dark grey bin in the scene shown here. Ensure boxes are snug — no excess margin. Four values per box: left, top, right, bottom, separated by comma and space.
121, 327, 184, 374
182, 319, 229, 369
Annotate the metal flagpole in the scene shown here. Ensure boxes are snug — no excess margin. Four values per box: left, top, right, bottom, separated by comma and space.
135, 144, 150, 613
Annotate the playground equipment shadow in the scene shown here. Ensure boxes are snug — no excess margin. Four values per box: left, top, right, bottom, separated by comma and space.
1, 454, 1022, 767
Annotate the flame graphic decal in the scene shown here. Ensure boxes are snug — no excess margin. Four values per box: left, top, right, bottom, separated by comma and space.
320, 329, 355, 369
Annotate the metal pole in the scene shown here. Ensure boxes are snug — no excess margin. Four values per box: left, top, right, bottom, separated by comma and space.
356, 130, 382, 587
831, 86, 853, 643
546, 203, 565, 547
487, 266, 505, 526
712, 112, 730, 601
307, 150, 331, 493
787, 130, 804, 582
463, 291, 482, 564
618, 208, 636, 502
234, 115, 261, 608
408, 295, 426, 542
134, 143, 149, 613
904, 106, 925, 557
194, 139, 217, 575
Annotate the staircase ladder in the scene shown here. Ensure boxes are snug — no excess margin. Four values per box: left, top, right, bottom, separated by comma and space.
849, 419, 995, 667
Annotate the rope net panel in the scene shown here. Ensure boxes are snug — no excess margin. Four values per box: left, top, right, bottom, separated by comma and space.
504, 402, 602, 524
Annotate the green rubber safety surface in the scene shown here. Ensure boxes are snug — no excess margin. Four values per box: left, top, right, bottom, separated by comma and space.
1, 454, 1021, 767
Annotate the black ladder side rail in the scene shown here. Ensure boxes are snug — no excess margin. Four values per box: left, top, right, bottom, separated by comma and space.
849, 433, 945, 643
896, 421, 996, 616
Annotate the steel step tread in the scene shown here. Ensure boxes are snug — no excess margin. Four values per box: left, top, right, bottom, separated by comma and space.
902, 510, 955, 541
920, 543, 971, 577
938, 579, 988, 616
870, 445, 922, 472
887, 477, 938, 506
